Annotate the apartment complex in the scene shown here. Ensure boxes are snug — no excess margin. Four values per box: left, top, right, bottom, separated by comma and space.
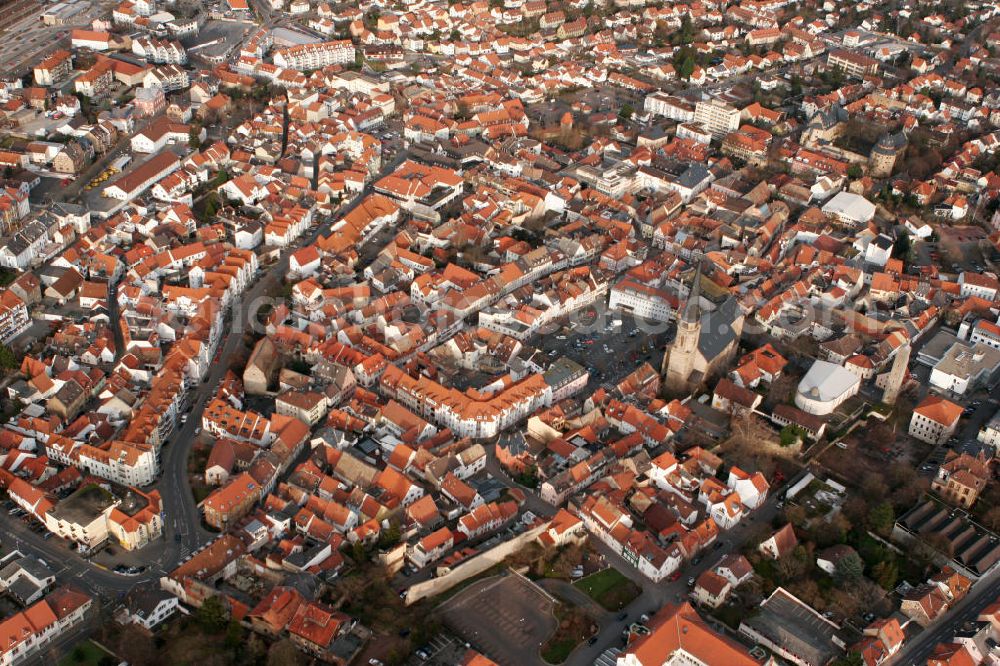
272, 40, 355, 69
693, 99, 741, 138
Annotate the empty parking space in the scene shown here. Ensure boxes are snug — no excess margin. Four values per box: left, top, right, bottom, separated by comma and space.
439, 574, 557, 666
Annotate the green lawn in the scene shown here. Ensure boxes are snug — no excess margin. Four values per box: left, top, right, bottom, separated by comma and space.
541, 638, 578, 664
60, 640, 114, 666
573, 567, 640, 611
540, 603, 594, 664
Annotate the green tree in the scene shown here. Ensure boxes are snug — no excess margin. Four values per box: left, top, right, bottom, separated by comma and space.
224, 620, 245, 651
981, 506, 1000, 532
892, 232, 911, 259
834, 551, 865, 581
779, 425, 804, 447
790, 75, 804, 96
195, 595, 228, 632
867, 502, 894, 535
673, 46, 697, 79
872, 560, 898, 590
847, 164, 863, 179
0, 345, 18, 370
673, 14, 694, 45
378, 522, 401, 549
200, 192, 220, 222
189, 126, 203, 150
832, 652, 864, 666
618, 103, 634, 120
812, 513, 850, 547
267, 639, 303, 666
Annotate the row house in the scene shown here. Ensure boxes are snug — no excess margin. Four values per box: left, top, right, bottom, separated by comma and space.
576, 495, 682, 582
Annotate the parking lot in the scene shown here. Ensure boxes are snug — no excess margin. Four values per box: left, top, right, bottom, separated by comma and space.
402, 634, 470, 666
530, 311, 673, 391
439, 573, 557, 666
0, 0, 103, 78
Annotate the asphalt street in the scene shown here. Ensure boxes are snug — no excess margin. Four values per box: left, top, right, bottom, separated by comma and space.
888, 566, 1000, 665
0, 152, 407, 597
564, 489, 785, 666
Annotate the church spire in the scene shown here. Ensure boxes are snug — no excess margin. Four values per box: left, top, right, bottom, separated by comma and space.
681, 261, 703, 324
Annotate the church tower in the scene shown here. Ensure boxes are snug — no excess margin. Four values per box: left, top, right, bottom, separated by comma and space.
882, 340, 910, 405
663, 264, 703, 391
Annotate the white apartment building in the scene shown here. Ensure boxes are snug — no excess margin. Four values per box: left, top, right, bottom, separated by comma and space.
0, 588, 92, 666
979, 414, 1000, 452
0, 291, 30, 343
908, 396, 962, 445
132, 37, 187, 64
272, 40, 355, 69
968, 319, 1000, 349
406, 527, 453, 569
77, 441, 159, 487
929, 342, 1000, 396
693, 99, 741, 138
609, 280, 677, 323
959, 272, 1000, 300
644, 92, 695, 121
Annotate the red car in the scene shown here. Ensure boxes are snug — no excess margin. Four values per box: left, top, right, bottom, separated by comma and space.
669, 571, 682, 582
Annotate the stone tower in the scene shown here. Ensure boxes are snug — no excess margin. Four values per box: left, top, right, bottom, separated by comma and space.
869, 133, 907, 178
663, 264, 703, 392
882, 340, 910, 405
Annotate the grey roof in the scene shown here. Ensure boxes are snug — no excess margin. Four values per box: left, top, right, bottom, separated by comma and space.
932, 341, 1000, 382
49, 484, 116, 524
3, 556, 54, 582
872, 234, 893, 251
543, 356, 587, 388
897, 499, 1000, 576
2, 221, 48, 256
697, 296, 741, 360
873, 132, 907, 154
125, 588, 175, 616
677, 164, 711, 189
8, 578, 42, 603
740, 588, 840, 666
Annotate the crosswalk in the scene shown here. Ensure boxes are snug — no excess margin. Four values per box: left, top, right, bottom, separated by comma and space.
593, 647, 622, 666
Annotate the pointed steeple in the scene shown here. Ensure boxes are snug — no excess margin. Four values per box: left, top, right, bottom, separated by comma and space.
681, 261, 703, 324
